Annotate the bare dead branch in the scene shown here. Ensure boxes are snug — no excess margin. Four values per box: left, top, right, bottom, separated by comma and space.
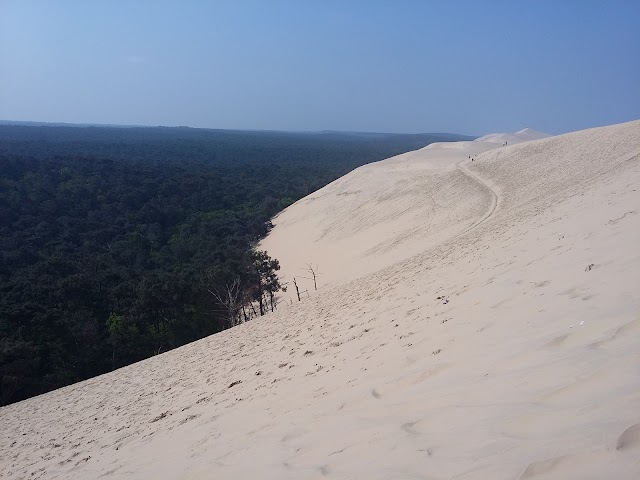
304, 263, 321, 290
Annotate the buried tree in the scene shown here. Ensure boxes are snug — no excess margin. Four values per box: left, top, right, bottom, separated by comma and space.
304, 263, 321, 291
209, 250, 285, 325
208, 279, 243, 327
249, 250, 286, 315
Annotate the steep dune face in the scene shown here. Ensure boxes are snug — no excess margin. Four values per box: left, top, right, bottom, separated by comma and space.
1, 120, 639, 480
258, 129, 548, 295
259, 140, 498, 291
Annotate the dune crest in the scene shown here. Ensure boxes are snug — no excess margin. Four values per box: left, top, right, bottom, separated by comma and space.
1, 120, 639, 480
475, 127, 551, 145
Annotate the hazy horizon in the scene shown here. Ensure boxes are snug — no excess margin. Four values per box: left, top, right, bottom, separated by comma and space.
0, 118, 482, 137
1, 1, 639, 136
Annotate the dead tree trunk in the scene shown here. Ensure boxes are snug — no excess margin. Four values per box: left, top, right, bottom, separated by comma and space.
258, 290, 265, 316
293, 277, 301, 301
208, 279, 242, 327
305, 263, 320, 290
269, 291, 277, 312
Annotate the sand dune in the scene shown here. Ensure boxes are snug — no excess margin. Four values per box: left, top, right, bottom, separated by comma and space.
475, 128, 551, 145
259, 126, 563, 298
1, 120, 639, 479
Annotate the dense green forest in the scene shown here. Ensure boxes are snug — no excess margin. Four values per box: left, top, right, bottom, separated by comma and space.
0, 124, 473, 405
0, 124, 471, 169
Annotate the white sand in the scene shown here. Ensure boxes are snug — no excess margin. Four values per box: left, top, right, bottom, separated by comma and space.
475, 128, 550, 144
1, 120, 639, 480
259, 126, 548, 299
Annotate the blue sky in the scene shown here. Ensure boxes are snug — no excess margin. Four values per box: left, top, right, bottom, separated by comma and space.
1, 1, 638, 135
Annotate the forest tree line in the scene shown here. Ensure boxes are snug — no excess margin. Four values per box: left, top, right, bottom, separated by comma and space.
0, 125, 473, 405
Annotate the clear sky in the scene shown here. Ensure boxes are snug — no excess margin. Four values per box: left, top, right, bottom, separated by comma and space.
1, 1, 638, 135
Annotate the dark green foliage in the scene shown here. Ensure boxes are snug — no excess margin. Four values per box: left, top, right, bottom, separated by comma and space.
0, 125, 473, 405
0, 125, 473, 171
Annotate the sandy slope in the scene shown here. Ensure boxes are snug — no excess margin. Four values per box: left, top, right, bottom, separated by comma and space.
1, 120, 639, 480
475, 128, 550, 145
259, 126, 549, 299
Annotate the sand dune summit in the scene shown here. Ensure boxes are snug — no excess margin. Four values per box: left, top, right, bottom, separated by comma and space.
1, 120, 639, 480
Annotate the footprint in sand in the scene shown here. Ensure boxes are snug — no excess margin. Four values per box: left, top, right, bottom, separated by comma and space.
543, 333, 569, 348
589, 318, 640, 348
401, 420, 421, 436
519, 455, 568, 479
616, 423, 640, 451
